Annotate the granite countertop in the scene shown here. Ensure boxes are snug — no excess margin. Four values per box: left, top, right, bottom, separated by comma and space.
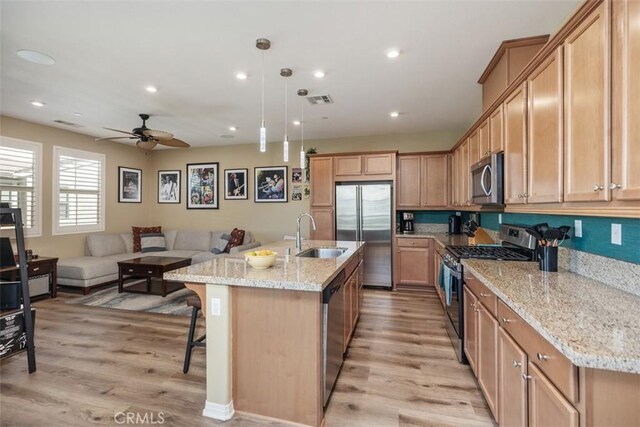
462, 259, 640, 374
163, 240, 364, 292
395, 232, 471, 247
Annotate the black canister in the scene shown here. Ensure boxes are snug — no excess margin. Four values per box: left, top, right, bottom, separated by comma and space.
539, 246, 558, 272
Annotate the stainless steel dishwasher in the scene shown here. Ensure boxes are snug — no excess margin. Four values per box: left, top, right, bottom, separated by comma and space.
322, 271, 345, 407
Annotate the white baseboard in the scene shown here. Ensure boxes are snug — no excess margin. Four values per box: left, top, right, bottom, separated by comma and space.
202, 400, 235, 421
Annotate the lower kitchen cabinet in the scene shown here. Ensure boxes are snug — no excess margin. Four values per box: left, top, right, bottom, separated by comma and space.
498, 327, 528, 427
310, 208, 334, 240
463, 286, 478, 375
527, 362, 579, 427
343, 254, 363, 353
395, 238, 432, 289
477, 303, 499, 421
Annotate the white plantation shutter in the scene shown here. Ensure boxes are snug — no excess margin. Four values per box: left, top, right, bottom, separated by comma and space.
0, 137, 42, 236
53, 146, 105, 235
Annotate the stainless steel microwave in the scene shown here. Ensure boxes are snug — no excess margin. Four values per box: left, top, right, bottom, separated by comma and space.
470, 153, 504, 205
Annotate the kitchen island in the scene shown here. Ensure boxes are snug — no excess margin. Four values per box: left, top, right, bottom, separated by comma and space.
164, 239, 365, 426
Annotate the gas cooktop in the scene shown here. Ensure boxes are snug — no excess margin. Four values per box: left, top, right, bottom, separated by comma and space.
446, 245, 533, 261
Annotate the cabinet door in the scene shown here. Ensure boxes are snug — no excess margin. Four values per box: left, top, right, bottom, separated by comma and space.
310, 157, 334, 207
343, 276, 354, 352
504, 84, 528, 205
612, 0, 640, 200
335, 155, 362, 177
397, 246, 429, 286
478, 304, 499, 421
461, 140, 471, 206
310, 208, 334, 240
421, 154, 448, 207
528, 362, 579, 427
469, 131, 480, 166
527, 47, 564, 204
479, 119, 491, 160
564, 3, 610, 202
499, 327, 528, 427
463, 286, 478, 375
357, 261, 364, 313
490, 105, 504, 154
434, 249, 445, 307
364, 153, 394, 175
351, 272, 358, 327
452, 149, 460, 206
397, 156, 421, 208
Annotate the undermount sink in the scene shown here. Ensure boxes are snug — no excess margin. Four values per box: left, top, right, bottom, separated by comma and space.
296, 247, 348, 259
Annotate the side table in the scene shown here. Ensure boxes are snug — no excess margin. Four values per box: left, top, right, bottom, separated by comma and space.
0, 257, 59, 299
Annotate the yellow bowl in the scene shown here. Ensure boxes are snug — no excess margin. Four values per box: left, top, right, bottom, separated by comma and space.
245, 252, 278, 269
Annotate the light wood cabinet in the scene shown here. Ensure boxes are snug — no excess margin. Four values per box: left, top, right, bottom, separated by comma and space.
364, 153, 394, 175
397, 154, 448, 209
433, 247, 445, 307
335, 155, 362, 177
357, 260, 364, 317
499, 327, 528, 427
564, 3, 610, 202
479, 119, 491, 160
310, 157, 334, 207
310, 208, 334, 241
343, 272, 354, 353
504, 84, 528, 205
460, 140, 470, 206
612, 0, 640, 201
452, 149, 461, 206
477, 304, 499, 421
469, 131, 480, 166
334, 153, 395, 181
489, 105, 504, 154
527, 362, 579, 427
396, 238, 431, 288
397, 156, 421, 208
527, 47, 564, 204
463, 286, 478, 374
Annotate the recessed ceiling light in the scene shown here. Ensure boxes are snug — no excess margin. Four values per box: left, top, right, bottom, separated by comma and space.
17, 49, 55, 65
229, 126, 237, 131
236, 72, 248, 80
292, 120, 301, 126
30, 101, 45, 107
386, 49, 400, 59
220, 134, 234, 139
389, 111, 400, 118
145, 86, 158, 93
314, 70, 325, 79
321, 116, 329, 120
73, 112, 83, 117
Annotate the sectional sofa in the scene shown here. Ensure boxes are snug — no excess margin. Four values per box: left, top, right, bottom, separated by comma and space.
57, 230, 259, 294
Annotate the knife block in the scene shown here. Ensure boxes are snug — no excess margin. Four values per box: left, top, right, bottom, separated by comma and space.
468, 227, 495, 245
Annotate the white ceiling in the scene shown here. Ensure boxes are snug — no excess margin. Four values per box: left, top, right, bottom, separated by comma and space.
1, 1, 579, 148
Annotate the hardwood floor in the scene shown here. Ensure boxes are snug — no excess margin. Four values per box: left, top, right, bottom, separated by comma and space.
0, 288, 494, 426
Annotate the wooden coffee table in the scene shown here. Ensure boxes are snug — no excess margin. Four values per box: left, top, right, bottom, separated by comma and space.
117, 256, 191, 297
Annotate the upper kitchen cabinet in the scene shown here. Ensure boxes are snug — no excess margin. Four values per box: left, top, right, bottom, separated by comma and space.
612, 0, 640, 201
478, 35, 550, 111
469, 130, 480, 166
310, 156, 334, 207
478, 119, 490, 161
334, 153, 395, 181
460, 140, 471, 206
527, 47, 564, 204
397, 154, 448, 209
504, 84, 528, 205
563, 2, 610, 202
489, 105, 504, 154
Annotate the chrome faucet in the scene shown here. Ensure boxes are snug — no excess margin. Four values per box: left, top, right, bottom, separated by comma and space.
296, 212, 317, 251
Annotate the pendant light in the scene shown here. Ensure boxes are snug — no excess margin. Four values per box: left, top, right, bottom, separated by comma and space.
280, 68, 292, 162
256, 38, 271, 152
297, 89, 308, 175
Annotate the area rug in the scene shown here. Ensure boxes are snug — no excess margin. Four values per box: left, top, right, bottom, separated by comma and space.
66, 284, 193, 317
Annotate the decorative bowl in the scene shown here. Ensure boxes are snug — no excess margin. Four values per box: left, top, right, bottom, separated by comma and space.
245, 251, 277, 269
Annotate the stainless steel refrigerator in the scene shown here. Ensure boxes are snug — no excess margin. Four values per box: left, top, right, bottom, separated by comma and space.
335, 182, 392, 288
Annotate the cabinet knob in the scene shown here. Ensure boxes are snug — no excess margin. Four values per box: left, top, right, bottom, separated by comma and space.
610, 183, 621, 190
470, 303, 476, 308
522, 374, 532, 381
501, 317, 513, 324
479, 292, 490, 297
474, 307, 480, 313
524, 193, 529, 198
512, 360, 522, 368
593, 185, 604, 191
537, 352, 549, 361
518, 194, 523, 198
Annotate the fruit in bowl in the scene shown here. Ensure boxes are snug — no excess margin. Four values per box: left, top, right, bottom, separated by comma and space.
245, 250, 278, 269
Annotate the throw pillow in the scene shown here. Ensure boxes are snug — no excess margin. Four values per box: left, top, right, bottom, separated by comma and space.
211, 234, 230, 254
140, 233, 167, 253
224, 228, 245, 253
132, 226, 161, 252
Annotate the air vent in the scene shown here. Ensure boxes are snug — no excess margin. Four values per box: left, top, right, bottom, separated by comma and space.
307, 94, 334, 105
53, 119, 83, 128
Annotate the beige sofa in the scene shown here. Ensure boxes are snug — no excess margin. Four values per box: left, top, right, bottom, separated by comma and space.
57, 230, 259, 293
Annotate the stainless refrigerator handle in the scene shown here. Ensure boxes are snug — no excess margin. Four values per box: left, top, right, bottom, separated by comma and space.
356, 186, 361, 241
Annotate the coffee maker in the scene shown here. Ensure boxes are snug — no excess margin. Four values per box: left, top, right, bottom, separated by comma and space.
448, 214, 462, 235
401, 212, 415, 234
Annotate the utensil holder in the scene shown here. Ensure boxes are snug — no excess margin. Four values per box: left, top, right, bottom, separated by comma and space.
539, 246, 558, 272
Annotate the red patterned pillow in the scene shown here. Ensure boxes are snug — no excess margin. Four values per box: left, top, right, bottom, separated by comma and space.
224, 228, 245, 253
132, 226, 162, 252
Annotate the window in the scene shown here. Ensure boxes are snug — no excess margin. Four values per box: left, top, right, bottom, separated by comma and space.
53, 146, 105, 235
0, 137, 42, 237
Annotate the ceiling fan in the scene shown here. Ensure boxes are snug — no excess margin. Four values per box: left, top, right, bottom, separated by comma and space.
95, 114, 190, 150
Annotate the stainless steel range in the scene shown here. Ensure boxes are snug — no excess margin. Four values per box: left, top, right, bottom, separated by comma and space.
440, 224, 537, 363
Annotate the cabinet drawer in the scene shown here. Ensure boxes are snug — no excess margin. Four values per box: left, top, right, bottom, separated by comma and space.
397, 238, 430, 248
498, 300, 578, 403
122, 265, 160, 276
465, 273, 498, 318
27, 262, 52, 277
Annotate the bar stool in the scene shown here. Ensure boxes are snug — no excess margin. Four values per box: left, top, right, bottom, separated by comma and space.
183, 291, 206, 374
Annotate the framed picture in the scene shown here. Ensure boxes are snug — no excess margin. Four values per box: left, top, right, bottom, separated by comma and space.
158, 170, 181, 204
118, 167, 142, 203
224, 168, 248, 200
292, 168, 302, 184
254, 166, 288, 203
187, 163, 219, 209
292, 185, 302, 201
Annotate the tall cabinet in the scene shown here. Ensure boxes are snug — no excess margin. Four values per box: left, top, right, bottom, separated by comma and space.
310, 156, 335, 240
